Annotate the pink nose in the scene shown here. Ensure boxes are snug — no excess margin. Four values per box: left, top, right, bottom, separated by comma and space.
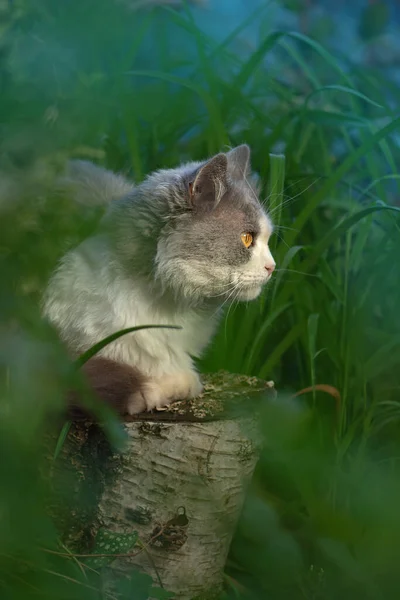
265, 263, 275, 275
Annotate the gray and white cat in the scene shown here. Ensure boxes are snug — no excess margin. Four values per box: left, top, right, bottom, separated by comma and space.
43, 145, 276, 415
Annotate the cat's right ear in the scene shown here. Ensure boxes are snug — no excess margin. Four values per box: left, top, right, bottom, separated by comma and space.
187, 153, 228, 213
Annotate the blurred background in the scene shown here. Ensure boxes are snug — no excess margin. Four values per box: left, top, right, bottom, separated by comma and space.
1, 0, 400, 598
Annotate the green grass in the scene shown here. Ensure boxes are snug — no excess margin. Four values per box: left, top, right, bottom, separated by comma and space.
1, 1, 400, 599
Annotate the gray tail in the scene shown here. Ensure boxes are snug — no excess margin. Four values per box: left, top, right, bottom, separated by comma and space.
59, 160, 134, 206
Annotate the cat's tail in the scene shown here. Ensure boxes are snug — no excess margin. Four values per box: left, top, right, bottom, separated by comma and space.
59, 160, 134, 206
67, 357, 147, 420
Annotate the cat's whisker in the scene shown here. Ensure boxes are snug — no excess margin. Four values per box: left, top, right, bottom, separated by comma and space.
243, 172, 262, 205
215, 282, 243, 326
223, 282, 245, 341
210, 281, 243, 299
187, 277, 239, 301
275, 268, 318, 278
286, 176, 322, 202
272, 231, 290, 250
258, 280, 273, 310
275, 175, 320, 202
268, 193, 300, 215
215, 279, 243, 290
221, 283, 242, 309
273, 224, 299, 233
267, 177, 321, 217
262, 177, 280, 208
277, 175, 317, 198
261, 176, 297, 208
213, 281, 241, 308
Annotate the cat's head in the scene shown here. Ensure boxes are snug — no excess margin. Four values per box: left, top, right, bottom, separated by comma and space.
149, 145, 276, 304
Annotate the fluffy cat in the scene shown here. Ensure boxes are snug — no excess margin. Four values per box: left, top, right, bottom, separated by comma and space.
43, 145, 276, 416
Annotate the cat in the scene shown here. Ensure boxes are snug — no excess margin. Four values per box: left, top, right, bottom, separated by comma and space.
43, 144, 276, 416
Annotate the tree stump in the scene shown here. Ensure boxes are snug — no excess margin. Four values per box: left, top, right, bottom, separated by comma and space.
53, 371, 275, 599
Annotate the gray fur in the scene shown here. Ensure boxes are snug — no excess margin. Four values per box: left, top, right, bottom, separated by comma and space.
44, 145, 275, 414
102, 144, 268, 301
59, 159, 133, 206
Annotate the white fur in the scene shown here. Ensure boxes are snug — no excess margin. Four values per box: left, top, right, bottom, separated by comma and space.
234, 215, 275, 301
44, 151, 275, 413
43, 236, 220, 411
128, 371, 203, 414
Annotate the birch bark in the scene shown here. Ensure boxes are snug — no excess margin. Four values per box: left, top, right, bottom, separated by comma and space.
54, 371, 275, 599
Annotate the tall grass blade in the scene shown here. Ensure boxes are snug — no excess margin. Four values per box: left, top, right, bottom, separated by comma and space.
76, 325, 182, 367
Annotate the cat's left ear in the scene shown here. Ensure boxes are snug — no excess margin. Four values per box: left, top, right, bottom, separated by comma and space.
226, 144, 251, 181
188, 153, 228, 212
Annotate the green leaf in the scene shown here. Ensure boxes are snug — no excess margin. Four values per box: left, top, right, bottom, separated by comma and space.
53, 421, 72, 460
317, 258, 344, 302
84, 528, 138, 568
364, 336, 400, 380
149, 587, 176, 600
126, 70, 227, 147
259, 322, 305, 379
305, 85, 384, 111
308, 314, 319, 361
76, 325, 182, 367
244, 302, 292, 373
307, 314, 320, 404
311, 205, 400, 261
359, 1, 389, 41
359, 174, 400, 202
268, 153, 286, 254
271, 245, 304, 304
115, 570, 155, 600
287, 117, 400, 246
233, 32, 284, 90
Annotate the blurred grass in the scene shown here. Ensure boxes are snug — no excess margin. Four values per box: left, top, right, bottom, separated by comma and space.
1, 0, 400, 599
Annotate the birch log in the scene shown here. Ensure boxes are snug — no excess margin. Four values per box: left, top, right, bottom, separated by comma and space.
53, 371, 275, 599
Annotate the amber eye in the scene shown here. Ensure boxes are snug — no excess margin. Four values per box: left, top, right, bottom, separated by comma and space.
241, 232, 253, 248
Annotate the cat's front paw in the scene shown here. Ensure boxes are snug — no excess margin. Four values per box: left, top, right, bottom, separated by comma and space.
167, 370, 203, 401
127, 381, 166, 415
126, 371, 203, 415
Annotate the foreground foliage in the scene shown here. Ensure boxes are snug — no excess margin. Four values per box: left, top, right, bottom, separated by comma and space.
1, 1, 400, 598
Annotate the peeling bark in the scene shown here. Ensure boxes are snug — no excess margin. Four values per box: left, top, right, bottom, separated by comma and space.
53, 371, 275, 599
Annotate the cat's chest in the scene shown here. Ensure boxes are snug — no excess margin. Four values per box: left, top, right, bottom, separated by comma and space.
110, 278, 217, 358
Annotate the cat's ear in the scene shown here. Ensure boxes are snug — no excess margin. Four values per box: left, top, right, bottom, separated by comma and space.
188, 153, 228, 212
226, 144, 251, 181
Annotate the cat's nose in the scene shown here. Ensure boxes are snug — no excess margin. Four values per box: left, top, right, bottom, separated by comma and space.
264, 262, 275, 275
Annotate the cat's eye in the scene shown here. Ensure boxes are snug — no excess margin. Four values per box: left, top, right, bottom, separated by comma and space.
241, 232, 253, 248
